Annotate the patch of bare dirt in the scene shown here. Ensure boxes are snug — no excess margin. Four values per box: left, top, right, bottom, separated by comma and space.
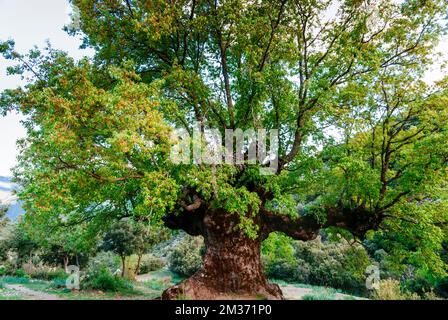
4, 284, 62, 300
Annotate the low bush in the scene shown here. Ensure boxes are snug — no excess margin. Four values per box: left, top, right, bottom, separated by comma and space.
373, 279, 420, 300
262, 233, 370, 294
0, 262, 15, 276
29, 267, 67, 281
15, 268, 28, 278
138, 254, 166, 274
422, 290, 444, 300
82, 267, 133, 293
22, 262, 37, 275
86, 251, 121, 275
0, 265, 6, 276
402, 276, 433, 296
263, 258, 300, 281
435, 277, 448, 299
168, 235, 203, 277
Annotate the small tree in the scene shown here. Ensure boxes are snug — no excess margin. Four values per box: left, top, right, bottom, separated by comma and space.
101, 220, 139, 277
5, 223, 38, 267
132, 224, 171, 274
0, 212, 12, 262
0, 204, 8, 227
18, 214, 98, 272
132, 224, 151, 274
40, 239, 90, 272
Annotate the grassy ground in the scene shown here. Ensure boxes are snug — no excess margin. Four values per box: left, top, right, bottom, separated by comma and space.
0, 276, 157, 300
0, 272, 365, 300
270, 279, 366, 300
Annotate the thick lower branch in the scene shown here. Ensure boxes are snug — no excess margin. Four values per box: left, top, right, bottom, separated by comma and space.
162, 209, 205, 237
261, 206, 383, 240
261, 209, 321, 241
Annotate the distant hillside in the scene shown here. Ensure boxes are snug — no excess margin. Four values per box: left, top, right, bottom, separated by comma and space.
0, 176, 24, 221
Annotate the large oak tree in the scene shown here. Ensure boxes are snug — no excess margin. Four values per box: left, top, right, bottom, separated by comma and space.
1, 0, 448, 299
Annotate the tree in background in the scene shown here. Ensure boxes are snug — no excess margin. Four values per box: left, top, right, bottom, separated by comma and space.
37, 227, 93, 271
0, 0, 447, 299
3, 222, 38, 267
101, 220, 140, 277
132, 223, 171, 274
0, 216, 9, 262
0, 204, 9, 228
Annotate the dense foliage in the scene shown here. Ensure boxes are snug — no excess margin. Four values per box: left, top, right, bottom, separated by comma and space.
263, 232, 370, 293
168, 234, 204, 277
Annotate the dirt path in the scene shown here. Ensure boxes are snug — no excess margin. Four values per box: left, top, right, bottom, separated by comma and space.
4, 284, 62, 300
135, 273, 155, 282
280, 285, 314, 299
281, 284, 366, 300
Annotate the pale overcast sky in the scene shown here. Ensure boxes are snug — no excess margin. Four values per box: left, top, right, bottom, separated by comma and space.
0, 0, 446, 177
0, 0, 93, 176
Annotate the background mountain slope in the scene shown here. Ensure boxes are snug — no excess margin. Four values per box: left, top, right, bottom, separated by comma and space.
0, 176, 24, 220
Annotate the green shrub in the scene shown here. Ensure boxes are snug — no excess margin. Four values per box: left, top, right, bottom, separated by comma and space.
87, 251, 121, 274
263, 257, 300, 281
15, 268, 28, 278
373, 279, 420, 300
294, 237, 370, 293
0, 262, 15, 276
82, 267, 133, 293
138, 255, 166, 274
168, 235, 203, 277
403, 276, 433, 296
30, 267, 67, 281
435, 277, 448, 298
262, 233, 300, 281
81, 252, 135, 292
262, 233, 370, 294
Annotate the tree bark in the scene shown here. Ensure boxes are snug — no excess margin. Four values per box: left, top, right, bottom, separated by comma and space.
135, 253, 142, 275
63, 255, 69, 273
162, 209, 282, 300
121, 256, 126, 278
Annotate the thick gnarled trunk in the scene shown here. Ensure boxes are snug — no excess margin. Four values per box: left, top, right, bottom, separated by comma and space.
162, 196, 381, 299
162, 210, 283, 300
